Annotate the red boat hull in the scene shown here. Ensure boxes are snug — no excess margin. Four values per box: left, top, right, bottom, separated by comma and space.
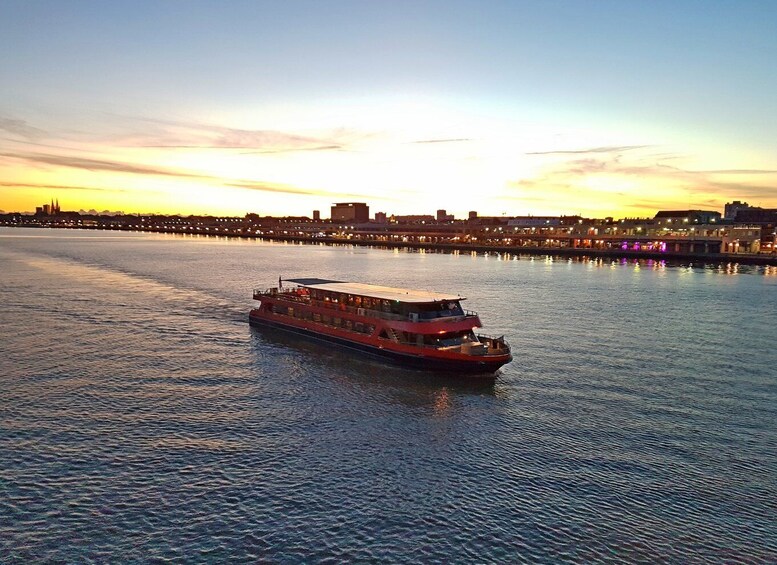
249, 307, 512, 375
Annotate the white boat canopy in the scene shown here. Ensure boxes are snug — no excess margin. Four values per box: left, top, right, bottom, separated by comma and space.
283, 278, 465, 304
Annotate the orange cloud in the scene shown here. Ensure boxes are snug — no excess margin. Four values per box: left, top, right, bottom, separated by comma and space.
0, 181, 154, 193
0, 151, 215, 180
225, 180, 374, 201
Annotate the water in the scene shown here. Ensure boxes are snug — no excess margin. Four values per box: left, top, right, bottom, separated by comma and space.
1, 227, 776, 563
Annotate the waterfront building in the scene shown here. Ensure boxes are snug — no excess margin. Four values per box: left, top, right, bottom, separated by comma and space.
721, 226, 763, 254
392, 215, 435, 224
436, 210, 454, 222
313, 210, 320, 221
435, 209, 455, 222
469, 216, 504, 226
729, 208, 777, 251
468, 211, 478, 220
7, 200, 776, 259
508, 216, 562, 228
733, 207, 777, 223
331, 202, 369, 223
654, 210, 722, 225
725, 201, 751, 220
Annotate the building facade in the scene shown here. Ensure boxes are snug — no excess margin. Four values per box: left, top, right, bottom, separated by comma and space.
725, 201, 751, 220
331, 202, 369, 223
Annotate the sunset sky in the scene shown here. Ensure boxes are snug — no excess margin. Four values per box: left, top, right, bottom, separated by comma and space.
2, 0, 777, 218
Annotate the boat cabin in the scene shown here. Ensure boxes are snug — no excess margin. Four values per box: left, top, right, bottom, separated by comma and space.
283, 278, 467, 320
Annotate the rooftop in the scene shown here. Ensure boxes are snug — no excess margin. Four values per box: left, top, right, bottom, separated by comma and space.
284, 278, 465, 303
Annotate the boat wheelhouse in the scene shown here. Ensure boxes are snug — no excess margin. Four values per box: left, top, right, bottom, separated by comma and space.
249, 278, 511, 375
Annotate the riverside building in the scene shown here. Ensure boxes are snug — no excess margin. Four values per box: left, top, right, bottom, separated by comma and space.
331, 202, 369, 223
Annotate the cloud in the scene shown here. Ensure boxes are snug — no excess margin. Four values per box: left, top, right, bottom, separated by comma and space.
134, 131, 323, 150
534, 157, 698, 184
526, 145, 651, 155
694, 169, 777, 175
506, 147, 777, 215
705, 181, 777, 201
241, 144, 343, 155
226, 180, 373, 200
113, 115, 355, 153
0, 137, 88, 151
0, 151, 216, 180
0, 117, 46, 140
0, 181, 155, 193
0, 147, 383, 201
620, 199, 677, 210
137, 144, 344, 154
410, 138, 472, 144
225, 181, 322, 196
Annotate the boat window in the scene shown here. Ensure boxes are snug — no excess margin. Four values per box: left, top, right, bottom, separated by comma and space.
423, 330, 477, 347
409, 301, 464, 319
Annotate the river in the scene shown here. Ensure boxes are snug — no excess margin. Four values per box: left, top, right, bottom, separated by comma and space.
1, 227, 775, 563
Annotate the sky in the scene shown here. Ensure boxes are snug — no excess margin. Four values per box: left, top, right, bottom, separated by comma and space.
1, 0, 777, 218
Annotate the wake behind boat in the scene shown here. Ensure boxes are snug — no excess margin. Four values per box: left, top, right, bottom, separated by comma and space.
249, 278, 512, 375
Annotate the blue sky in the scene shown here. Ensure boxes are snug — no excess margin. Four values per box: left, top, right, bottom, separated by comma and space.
2, 0, 776, 216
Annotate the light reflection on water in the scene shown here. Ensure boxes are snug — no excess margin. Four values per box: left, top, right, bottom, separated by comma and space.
1, 228, 776, 563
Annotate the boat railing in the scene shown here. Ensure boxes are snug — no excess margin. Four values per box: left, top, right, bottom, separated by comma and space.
317, 301, 477, 323
254, 286, 311, 302
476, 333, 510, 353
375, 338, 509, 356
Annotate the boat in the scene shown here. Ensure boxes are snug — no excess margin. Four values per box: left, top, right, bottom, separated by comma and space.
249, 278, 512, 375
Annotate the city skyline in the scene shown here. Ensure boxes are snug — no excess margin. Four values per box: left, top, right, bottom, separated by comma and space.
2, 1, 777, 217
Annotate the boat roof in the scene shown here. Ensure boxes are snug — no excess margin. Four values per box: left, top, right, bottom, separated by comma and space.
284, 278, 465, 303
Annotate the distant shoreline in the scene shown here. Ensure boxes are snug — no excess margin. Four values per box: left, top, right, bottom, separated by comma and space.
8, 224, 777, 266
